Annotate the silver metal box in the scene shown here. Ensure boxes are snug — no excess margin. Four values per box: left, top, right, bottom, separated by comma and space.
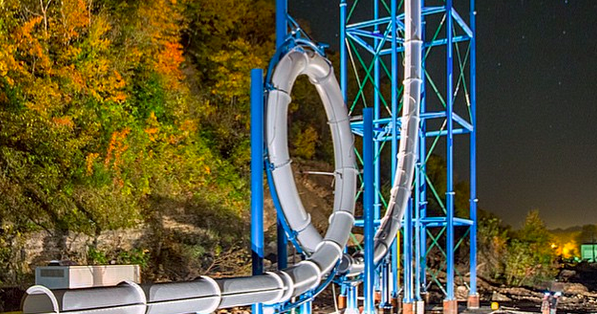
35, 265, 141, 289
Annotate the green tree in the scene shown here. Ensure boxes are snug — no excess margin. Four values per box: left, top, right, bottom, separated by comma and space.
477, 211, 509, 281
504, 210, 557, 286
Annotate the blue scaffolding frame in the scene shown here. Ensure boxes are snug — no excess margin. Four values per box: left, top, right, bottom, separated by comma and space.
339, 0, 478, 311
250, 0, 478, 313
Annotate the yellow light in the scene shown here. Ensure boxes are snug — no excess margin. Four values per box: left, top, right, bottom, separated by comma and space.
491, 302, 499, 310
551, 243, 557, 249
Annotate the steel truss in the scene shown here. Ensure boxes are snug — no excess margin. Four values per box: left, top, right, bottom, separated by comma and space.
339, 0, 478, 313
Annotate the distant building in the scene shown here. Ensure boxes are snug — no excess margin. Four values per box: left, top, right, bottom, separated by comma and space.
581, 243, 597, 262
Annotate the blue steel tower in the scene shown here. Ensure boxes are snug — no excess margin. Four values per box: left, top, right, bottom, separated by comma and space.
339, 0, 478, 313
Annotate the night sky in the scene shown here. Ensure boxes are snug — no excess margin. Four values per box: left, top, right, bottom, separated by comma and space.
290, 0, 597, 228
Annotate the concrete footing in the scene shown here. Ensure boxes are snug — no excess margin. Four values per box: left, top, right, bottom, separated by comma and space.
375, 291, 382, 304
338, 295, 347, 310
403, 302, 414, 314
415, 300, 425, 314
467, 294, 480, 309
443, 299, 458, 314
391, 298, 400, 314
345, 307, 360, 314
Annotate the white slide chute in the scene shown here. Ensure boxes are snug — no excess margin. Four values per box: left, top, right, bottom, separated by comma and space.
267, 47, 357, 255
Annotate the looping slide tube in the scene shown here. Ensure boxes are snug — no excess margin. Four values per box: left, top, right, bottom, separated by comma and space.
266, 46, 358, 255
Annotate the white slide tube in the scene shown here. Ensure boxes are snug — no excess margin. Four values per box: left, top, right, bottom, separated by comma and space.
373, 0, 422, 262
266, 48, 358, 255
339, 0, 422, 275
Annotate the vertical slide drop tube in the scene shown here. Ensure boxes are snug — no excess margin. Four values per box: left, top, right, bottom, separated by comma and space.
364, 108, 375, 314
251, 68, 265, 314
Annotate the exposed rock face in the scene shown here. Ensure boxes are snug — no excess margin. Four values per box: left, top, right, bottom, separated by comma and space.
23, 226, 151, 273
558, 269, 577, 281
491, 291, 512, 302
456, 285, 469, 301
563, 282, 589, 295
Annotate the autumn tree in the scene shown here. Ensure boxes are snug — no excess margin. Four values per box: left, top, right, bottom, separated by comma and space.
0, 0, 255, 283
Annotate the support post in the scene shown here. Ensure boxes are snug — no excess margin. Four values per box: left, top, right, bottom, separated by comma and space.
346, 285, 359, 314
364, 108, 375, 314
468, 0, 479, 309
373, 2, 383, 297
444, 0, 457, 313
390, 0, 400, 307
250, 68, 265, 314
300, 300, 312, 314
276, 0, 287, 49
403, 199, 414, 314
276, 0, 288, 270
340, 0, 347, 101
416, 0, 428, 306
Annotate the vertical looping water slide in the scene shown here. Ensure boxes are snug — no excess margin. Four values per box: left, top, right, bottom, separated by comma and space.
21, 0, 421, 312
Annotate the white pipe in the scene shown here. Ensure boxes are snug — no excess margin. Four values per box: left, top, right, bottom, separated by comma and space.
23, 281, 146, 314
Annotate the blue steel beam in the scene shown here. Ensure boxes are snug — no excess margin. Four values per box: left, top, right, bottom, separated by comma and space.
390, 0, 400, 302
349, 29, 397, 41
347, 32, 471, 56
276, 0, 288, 272
276, 0, 287, 48
350, 112, 473, 135
346, 6, 471, 43
350, 127, 470, 141
417, 0, 428, 297
403, 199, 414, 304
445, 0, 456, 301
363, 108, 376, 314
420, 217, 474, 227
378, 36, 470, 55
346, 6, 443, 30
340, 0, 347, 101
346, 32, 376, 55
250, 68, 264, 314
373, 0, 381, 225
451, 8, 473, 38
354, 219, 383, 228
469, 0, 479, 299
